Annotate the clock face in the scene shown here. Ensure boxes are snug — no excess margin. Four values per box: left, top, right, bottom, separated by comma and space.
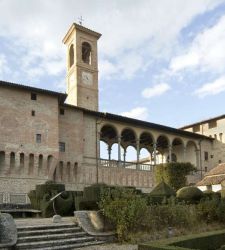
82, 71, 93, 86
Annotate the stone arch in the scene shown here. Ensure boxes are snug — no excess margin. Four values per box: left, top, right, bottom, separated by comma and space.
73, 162, 78, 182
139, 132, 155, 150
10, 152, 15, 170
172, 137, 185, 162
0, 151, 5, 174
100, 140, 109, 159
47, 155, 53, 175
28, 153, 34, 175
121, 128, 137, 148
100, 124, 118, 145
124, 145, 137, 162
38, 154, 43, 176
59, 161, 63, 182
82, 42, 91, 64
156, 135, 170, 163
19, 153, 25, 172
67, 162, 71, 182
69, 44, 74, 67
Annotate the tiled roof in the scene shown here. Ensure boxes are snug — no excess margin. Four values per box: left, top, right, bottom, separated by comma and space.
197, 163, 225, 186
63, 104, 213, 140
0, 80, 67, 103
180, 114, 225, 129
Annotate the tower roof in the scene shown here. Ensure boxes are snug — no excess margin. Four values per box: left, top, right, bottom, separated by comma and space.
63, 23, 102, 44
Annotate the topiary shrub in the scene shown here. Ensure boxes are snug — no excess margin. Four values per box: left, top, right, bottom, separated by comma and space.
155, 162, 196, 190
176, 186, 204, 204
148, 181, 176, 204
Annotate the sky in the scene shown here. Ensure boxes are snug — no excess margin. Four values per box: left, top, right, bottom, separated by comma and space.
0, 0, 225, 128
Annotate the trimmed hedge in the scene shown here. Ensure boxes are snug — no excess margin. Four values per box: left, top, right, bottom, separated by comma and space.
148, 181, 176, 204
138, 229, 225, 250
176, 186, 204, 203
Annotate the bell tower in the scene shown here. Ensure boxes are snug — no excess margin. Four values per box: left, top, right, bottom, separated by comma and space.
63, 23, 101, 111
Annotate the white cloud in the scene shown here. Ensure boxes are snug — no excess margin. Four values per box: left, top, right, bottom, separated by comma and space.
142, 83, 170, 98
0, 54, 10, 78
194, 76, 225, 98
120, 107, 149, 120
170, 14, 225, 73
0, 0, 222, 81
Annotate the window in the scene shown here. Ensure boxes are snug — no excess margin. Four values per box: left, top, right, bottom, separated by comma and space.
60, 108, 65, 115
219, 160, 222, 164
205, 167, 208, 172
31, 110, 35, 116
69, 44, 74, 67
36, 134, 41, 143
193, 125, 200, 132
31, 93, 37, 100
210, 155, 214, 159
204, 151, 208, 161
82, 42, 91, 64
208, 120, 217, 129
59, 142, 65, 152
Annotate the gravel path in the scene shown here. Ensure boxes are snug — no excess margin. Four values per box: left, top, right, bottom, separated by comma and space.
75, 243, 138, 250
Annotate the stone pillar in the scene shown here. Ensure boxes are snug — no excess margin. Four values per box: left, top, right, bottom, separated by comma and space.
168, 144, 172, 162
97, 131, 101, 159
196, 149, 200, 170
183, 146, 186, 162
118, 136, 121, 162
108, 145, 112, 161
123, 149, 126, 167
153, 143, 157, 166
136, 140, 140, 170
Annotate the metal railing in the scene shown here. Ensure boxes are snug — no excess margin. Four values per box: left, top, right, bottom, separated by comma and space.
99, 158, 154, 171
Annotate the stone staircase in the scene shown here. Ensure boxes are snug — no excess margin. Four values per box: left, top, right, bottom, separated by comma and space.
15, 222, 106, 249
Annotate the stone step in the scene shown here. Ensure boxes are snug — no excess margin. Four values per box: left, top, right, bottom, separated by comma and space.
18, 226, 82, 237
17, 232, 87, 243
30, 240, 106, 250
17, 223, 76, 231
16, 236, 96, 249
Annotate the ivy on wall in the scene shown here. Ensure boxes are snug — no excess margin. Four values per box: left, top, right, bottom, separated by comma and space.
155, 162, 196, 190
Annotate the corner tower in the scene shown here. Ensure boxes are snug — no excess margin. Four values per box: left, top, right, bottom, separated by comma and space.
63, 23, 101, 111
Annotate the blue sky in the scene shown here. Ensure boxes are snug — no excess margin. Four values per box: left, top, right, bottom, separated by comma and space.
0, 0, 225, 128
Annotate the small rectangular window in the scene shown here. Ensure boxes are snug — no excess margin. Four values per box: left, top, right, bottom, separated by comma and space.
31, 93, 37, 100
36, 134, 41, 143
59, 142, 65, 152
205, 167, 208, 172
60, 108, 65, 115
210, 155, 214, 159
204, 151, 208, 161
208, 120, 217, 129
219, 133, 223, 141
31, 110, 35, 116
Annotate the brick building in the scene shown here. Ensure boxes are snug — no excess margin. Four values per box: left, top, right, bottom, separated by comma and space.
0, 23, 222, 203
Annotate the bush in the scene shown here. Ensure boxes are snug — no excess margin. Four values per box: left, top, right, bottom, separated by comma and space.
155, 163, 196, 190
99, 186, 148, 242
148, 181, 176, 204
176, 186, 204, 203
141, 203, 198, 231
203, 190, 221, 200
